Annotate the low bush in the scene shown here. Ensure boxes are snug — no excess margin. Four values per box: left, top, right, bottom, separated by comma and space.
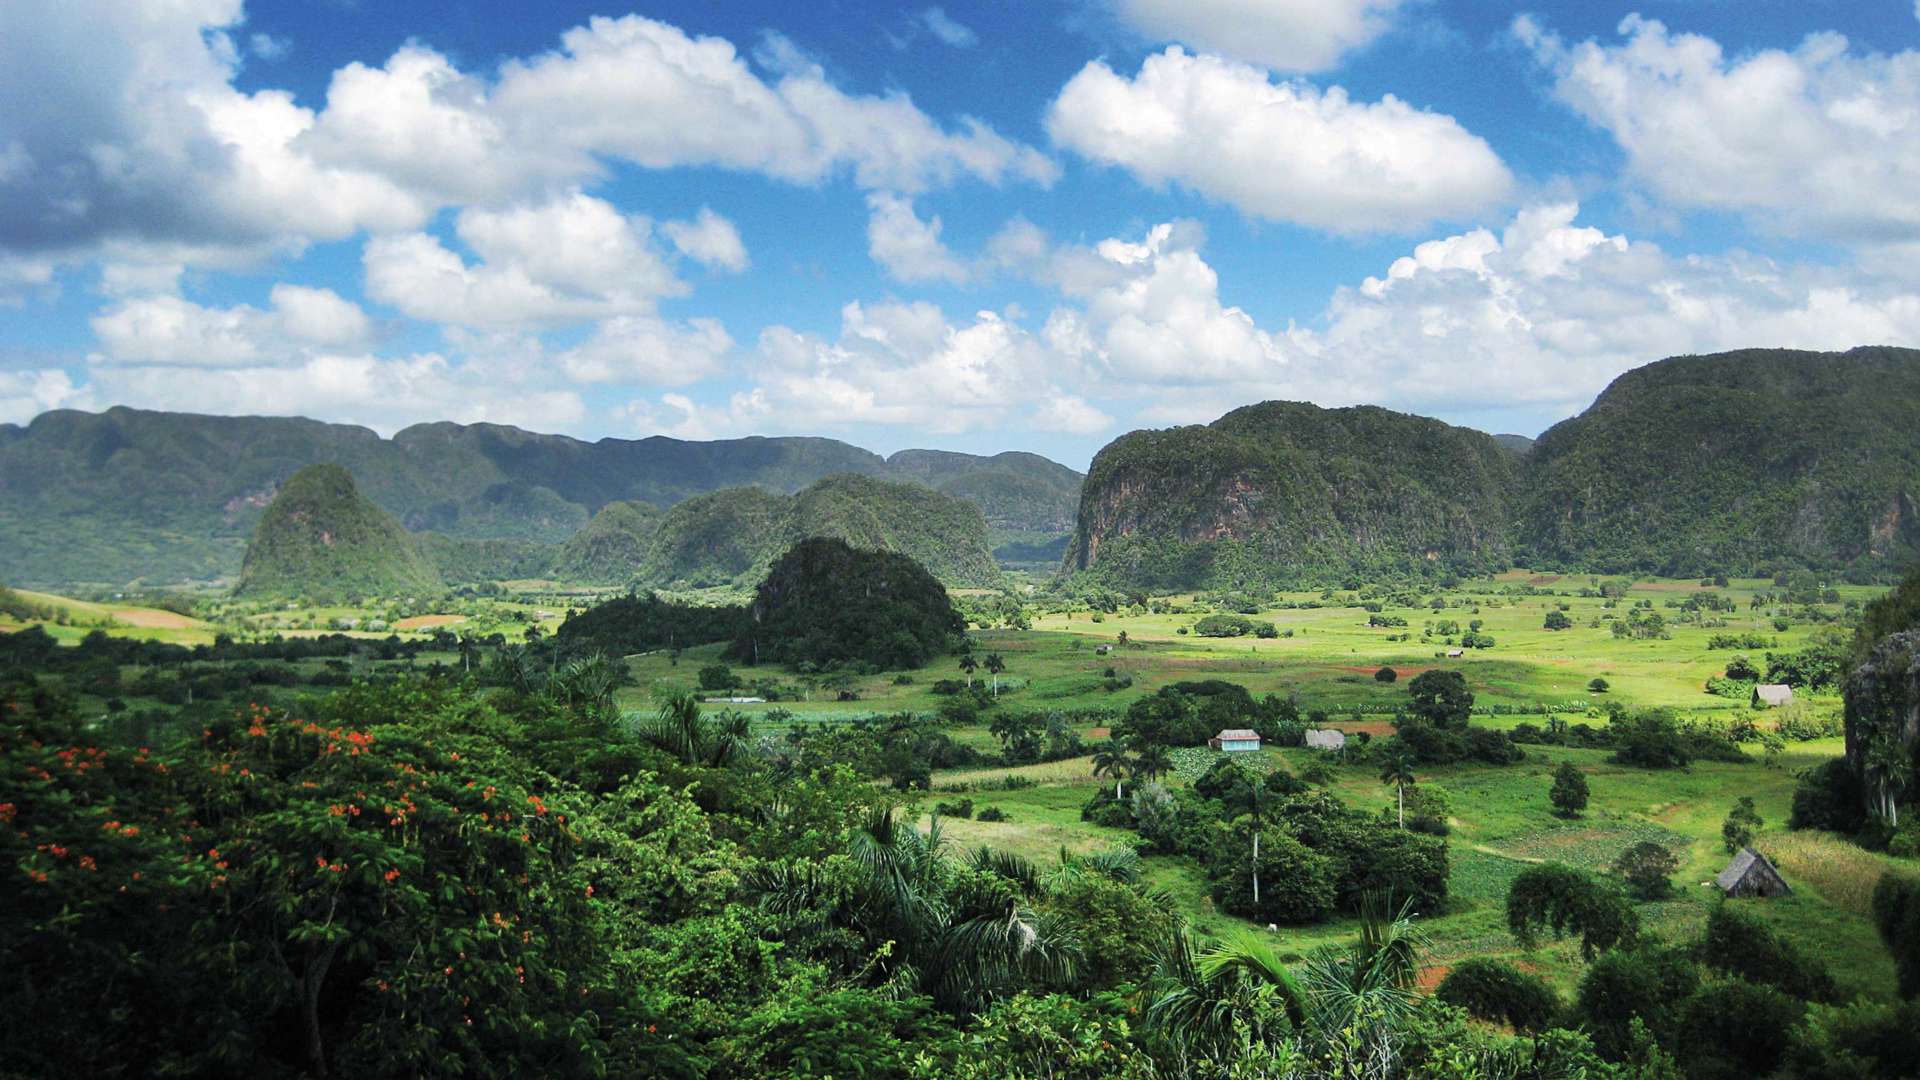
1435, 958, 1562, 1032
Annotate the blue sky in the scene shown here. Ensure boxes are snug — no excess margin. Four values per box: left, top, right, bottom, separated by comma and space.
2, 1, 1918, 468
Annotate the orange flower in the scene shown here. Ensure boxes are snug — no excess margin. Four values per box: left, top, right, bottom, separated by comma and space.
384, 868, 400, 883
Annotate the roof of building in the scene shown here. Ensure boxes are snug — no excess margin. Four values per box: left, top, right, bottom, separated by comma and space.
1715, 847, 1789, 893
1754, 684, 1794, 704
1213, 729, 1260, 741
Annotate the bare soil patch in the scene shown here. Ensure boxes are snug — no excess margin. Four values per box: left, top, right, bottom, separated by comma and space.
396, 614, 467, 630
110, 608, 201, 629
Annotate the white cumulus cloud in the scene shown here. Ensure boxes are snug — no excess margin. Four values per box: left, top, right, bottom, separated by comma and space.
1045, 48, 1511, 233
90, 286, 372, 366
1517, 14, 1920, 243
662, 208, 749, 272
363, 193, 684, 329
866, 193, 970, 284
1111, 0, 1405, 73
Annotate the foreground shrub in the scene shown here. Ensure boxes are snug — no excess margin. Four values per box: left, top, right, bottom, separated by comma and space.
1574, 945, 1700, 1060
1675, 979, 1804, 1080
1699, 903, 1838, 1002
1435, 958, 1561, 1031
1507, 863, 1640, 960
1789, 758, 1870, 834
1612, 841, 1681, 900
1872, 872, 1920, 998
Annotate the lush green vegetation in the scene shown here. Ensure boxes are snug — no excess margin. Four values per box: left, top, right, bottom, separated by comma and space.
1519, 346, 1920, 579
0, 407, 1076, 587
235, 465, 443, 601
1068, 347, 1920, 591
733, 537, 966, 670
9, 546, 1920, 1077
1069, 400, 1520, 590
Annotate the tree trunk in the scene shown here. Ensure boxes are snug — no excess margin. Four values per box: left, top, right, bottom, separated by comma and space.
1397, 784, 1405, 829
302, 937, 342, 1077
1252, 829, 1260, 906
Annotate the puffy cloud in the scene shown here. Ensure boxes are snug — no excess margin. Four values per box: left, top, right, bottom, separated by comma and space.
1111, 0, 1404, 73
1045, 48, 1511, 233
85, 352, 586, 436
90, 286, 371, 366
662, 208, 749, 272
0, 369, 92, 424
668, 301, 1102, 436
0, 0, 427, 261
1029, 393, 1113, 435
1019, 221, 1293, 386
920, 8, 977, 48
1517, 15, 1920, 243
490, 15, 1054, 193
0, 6, 1049, 272
1296, 203, 1920, 416
865, 193, 970, 284
363, 193, 684, 329
556, 316, 733, 384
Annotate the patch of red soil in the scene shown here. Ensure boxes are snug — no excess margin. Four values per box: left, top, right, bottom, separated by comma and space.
1334, 721, 1399, 737
1527, 575, 1563, 586
1087, 727, 1112, 740
1417, 965, 1451, 993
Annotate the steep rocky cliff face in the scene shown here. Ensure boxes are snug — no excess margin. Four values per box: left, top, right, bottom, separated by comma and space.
1067, 402, 1518, 589
1516, 347, 1920, 577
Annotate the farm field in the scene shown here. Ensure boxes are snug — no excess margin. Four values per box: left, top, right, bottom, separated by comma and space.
614, 572, 1871, 720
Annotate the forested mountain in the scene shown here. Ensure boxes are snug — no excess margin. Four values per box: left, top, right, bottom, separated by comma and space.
642, 475, 1003, 589
547, 500, 664, 585
0, 407, 1079, 586
883, 449, 1082, 535
1066, 401, 1520, 589
234, 465, 442, 600
1066, 347, 1920, 589
1516, 346, 1920, 578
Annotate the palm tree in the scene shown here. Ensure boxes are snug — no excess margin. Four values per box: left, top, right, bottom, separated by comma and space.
1297, 894, 1426, 1049
1091, 739, 1133, 799
1145, 894, 1426, 1070
1379, 747, 1418, 828
638, 692, 749, 767
984, 653, 1006, 697
455, 631, 480, 674
1133, 744, 1174, 785
1146, 929, 1308, 1060
550, 652, 622, 721
756, 807, 1079, 1012
958, 654, 979, 688
1865, 732, 1913, 827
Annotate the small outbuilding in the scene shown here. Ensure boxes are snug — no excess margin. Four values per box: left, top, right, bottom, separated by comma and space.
1303, 728, 1347, 752
1753, 683, 1794, 708
1714, 847, 1792, 898
1446, 648, 1464, 658
1208, 728, 1263, 753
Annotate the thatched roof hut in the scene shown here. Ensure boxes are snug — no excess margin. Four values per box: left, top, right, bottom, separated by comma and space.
1714, 847, 1791, 898
1752, 683, 1794, 708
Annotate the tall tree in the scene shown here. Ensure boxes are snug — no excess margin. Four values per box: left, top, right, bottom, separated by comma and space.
1379, 748, 1418, 828
984, 653, 1006, 697
1091, 739, 1133, 800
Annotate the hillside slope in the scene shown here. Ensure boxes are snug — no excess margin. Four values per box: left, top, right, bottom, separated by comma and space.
0, 408, 1078, 586
640, 476, 1003, 589
547, 500, 662, 584
1517, 346, 1920, 577
1066, 401, 1520, 589
234, 465, 442, 600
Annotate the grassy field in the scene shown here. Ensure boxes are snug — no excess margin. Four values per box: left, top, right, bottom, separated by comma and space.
904, 737, 1902, 1002
614, 572, 1868, 722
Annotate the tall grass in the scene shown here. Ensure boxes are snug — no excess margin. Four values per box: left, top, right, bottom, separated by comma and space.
1757, 832, 1889, 915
